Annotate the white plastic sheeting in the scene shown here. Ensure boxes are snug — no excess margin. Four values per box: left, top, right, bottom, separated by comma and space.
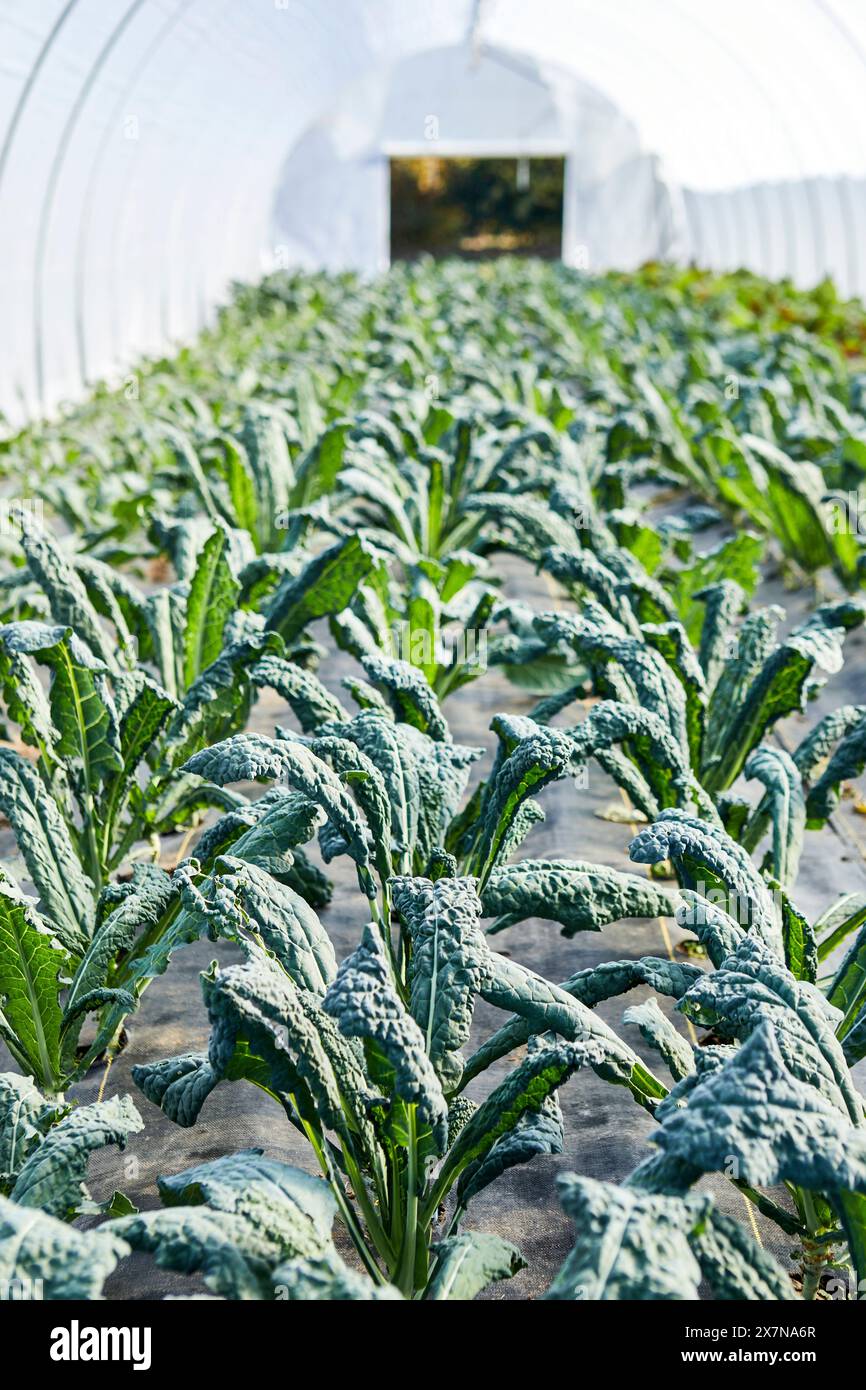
1, 0, 865, 423
273, 45, 680, 276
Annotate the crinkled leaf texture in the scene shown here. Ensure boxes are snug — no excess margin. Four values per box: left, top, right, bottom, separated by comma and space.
481, 857, 674, 937
456, 1086, 563, 1209
655, 1022, 866, 1193
391, 874, 487, 1090
0, 749, 95, 952
743, 745, 805, 891
677, 935, 858, 1121
10, 1093, 143, 1220
183, 732, 373, 884
0, 1072, 51, 1188
0, 1194, 128, 1299
470, 715, 573, 883
323, 923, 448, 1153
425, 1230, 526, 1300
544, 1174, 709, 1300
691, 1206, 799, 1301
0, 880, 69, 1090
630, 809, 783, 956
271, 1248, 402, 1301
113, 1150, 338, 1300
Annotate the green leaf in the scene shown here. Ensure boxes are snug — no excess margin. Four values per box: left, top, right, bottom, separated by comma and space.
0, 749, 95, 949
778, 890, 817, 984
114, 1149, 334, 1300
436, 1036, 610, 1200
672, 534, 762, 646
742, 746, 806, 890
112, 670, 177, 784
305, 734, 393, 884
0, 623, 58, 757
425, 1231, 526, 1300
61, 867, 177, 1070
0, 1072, 50, 1187
569, 701, 710, 822
251, 653, 349, 732
704, 615, 852, 793
132, 1052, 219, 1128
481, 858, 675, 937
210, 857, 336, 995
0, 622, 123, 806
462, 953, 699, 1087
265, 535, 375, 642
19, 521, 117, 670
540, 613, 691, 759
694, 579, 746, 692
272, 1248, 402, 1300
183, 733, 373, 884
629, 810, 782, 956
406, 566, 441, 684
323, 924, 447, 1149
816, 893, 866, 963
241, 408, 294, 550
544, 1175, 709, 1300
793, 704, 866, 781
479, 953, 665, 1106
159, 1148, 333, 1238
228, 788, 324, 872
392, 875, 487, 1090
11, 1094, 143, 1218
679, 935, 857, 1119
692, 1206, 799, 1300
38, 630, 124, 795
805, 712, 866, 824
360, 651, 449, 741
623, 997, 694, 1082
641, 620, 707, 766
204, 945, 380, 1164
0, 882, 68, 1090
655, 1021, 866, 1192
183, 522, 241, 688
828, 920, 866, 1038
160, 632, 283, 771
290, 420, 350, 508
471, 716, 573, 884
0, 1195, 128, 1298
540, 546, 640, 635
456, 1089, 563, 1209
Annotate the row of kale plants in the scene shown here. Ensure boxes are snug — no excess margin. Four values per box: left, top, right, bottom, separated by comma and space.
1, 261, 866, 1300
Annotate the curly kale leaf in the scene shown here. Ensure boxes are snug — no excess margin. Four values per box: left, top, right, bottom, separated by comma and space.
481, 857, 675, 938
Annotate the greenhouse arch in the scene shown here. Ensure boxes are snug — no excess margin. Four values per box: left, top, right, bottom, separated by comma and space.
1, 0, 866, 1323
271, 43, 679, 277
3, 1, 866, 419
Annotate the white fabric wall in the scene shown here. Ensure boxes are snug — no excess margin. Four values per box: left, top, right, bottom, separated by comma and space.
275, 44, 680, 277
1, 0, 866, 425
681, 178, 866, 298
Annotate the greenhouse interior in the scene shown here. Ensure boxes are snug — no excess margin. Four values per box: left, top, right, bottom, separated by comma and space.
2, 0, 866, 1334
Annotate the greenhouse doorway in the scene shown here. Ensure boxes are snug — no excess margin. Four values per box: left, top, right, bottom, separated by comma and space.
389, 156, 565, 261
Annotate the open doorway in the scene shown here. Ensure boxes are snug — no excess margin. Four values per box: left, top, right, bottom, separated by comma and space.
389, 156, 564, 261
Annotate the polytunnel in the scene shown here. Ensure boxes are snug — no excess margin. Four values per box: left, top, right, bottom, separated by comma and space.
2, 0, 866, 418
1, 0, 866, 1329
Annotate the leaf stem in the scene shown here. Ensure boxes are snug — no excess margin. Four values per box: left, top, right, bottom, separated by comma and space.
299, 1108, 385, 1286
396, 1106, 419, 1296
340, 1141, 395, 1266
